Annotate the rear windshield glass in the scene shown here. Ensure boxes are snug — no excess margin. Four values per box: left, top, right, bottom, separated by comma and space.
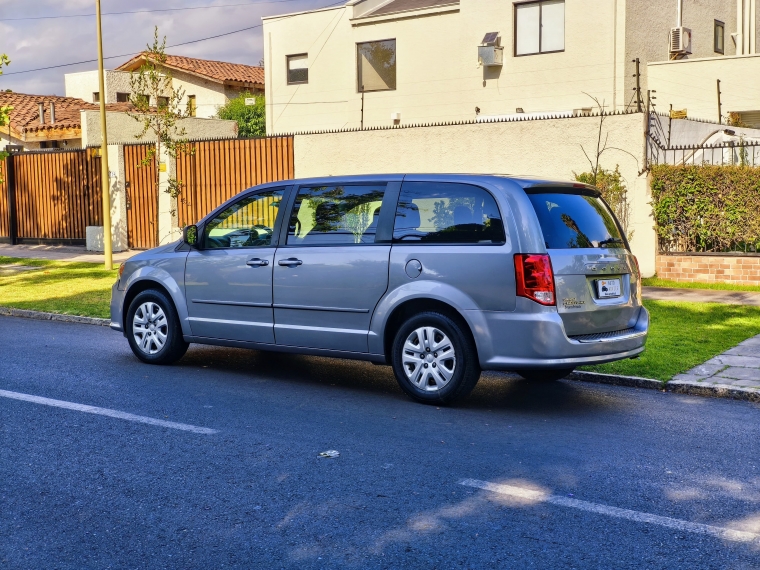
526, 191, 626, 249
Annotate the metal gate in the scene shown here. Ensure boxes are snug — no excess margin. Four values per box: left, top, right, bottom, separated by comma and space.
124, 144, 157, 250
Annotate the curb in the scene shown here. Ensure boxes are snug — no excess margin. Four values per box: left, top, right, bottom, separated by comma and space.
569, 370, 760, 403
0, 307, 110, 327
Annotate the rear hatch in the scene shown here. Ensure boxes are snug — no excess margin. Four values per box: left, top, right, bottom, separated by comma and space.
525, 186, 641, 337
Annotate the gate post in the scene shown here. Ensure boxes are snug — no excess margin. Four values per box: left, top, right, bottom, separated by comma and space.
4, 148, 18, 246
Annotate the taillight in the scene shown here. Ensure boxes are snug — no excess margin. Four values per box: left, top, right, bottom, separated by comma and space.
515, 254, 556, 306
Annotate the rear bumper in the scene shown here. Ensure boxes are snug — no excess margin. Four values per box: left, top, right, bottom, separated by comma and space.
472, 302, 649, 371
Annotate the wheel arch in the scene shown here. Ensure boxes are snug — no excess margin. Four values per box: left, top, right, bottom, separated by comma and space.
122, 277, 188, 335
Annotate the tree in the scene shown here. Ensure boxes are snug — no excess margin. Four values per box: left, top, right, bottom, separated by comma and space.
575, 166, 633, 242
0, 54, 11, 184
127, 28, 192, 244
216, 93, 266, 138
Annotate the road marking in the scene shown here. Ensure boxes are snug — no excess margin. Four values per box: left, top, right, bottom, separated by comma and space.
0, 389, 218, 435
460, 478, 759, 544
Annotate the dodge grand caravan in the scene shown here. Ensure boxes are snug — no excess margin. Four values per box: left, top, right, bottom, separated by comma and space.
111, 175, 648, 404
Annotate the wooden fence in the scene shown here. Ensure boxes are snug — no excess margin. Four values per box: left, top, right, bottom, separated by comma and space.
0, 158, 8, 238
176, 137, 294, 227
124, 144, 157, 250
3, 150, 102, 244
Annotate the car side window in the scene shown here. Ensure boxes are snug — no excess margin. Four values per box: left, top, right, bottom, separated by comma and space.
286, 184, 387, 245
393, 182, 506, 244
202, 188, 285, 249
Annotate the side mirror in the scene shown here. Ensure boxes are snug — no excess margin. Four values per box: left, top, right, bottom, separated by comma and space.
183, 225, 199, 248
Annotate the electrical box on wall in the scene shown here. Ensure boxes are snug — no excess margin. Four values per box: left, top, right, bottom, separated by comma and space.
478, 32, 503, 67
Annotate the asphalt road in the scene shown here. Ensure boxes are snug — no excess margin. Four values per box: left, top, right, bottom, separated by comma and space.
1, 315, 760, 569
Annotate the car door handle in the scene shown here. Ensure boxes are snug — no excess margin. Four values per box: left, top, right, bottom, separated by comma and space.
278, 258, 303, 266
246, 258, 269, 267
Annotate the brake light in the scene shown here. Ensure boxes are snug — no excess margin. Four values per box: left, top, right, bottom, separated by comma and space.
515, 254, 556, 306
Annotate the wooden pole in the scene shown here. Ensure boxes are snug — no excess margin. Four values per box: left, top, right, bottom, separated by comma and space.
96, 0, 113, 270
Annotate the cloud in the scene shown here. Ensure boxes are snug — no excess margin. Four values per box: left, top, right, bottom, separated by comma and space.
0, 0, 326, 95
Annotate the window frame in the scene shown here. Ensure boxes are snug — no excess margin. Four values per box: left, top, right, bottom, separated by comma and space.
286, 53, 309, 85
187, 95, 197, 117
356, 38, 397, 93
714, 20, 725, 54
391, 181, 508, 247
280, 182, 399, 247
198, 186, 290, 250
513, 0, 566, 57
115, 92, 130, 103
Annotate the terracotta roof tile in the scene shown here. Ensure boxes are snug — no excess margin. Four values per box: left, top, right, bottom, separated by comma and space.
0, 92, 132, 134
116, 54, 264, 86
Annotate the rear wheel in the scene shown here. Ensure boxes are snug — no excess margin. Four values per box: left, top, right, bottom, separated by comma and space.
126, 289, 189, 365
391, 311, 480, 405
516, 368, 574, 382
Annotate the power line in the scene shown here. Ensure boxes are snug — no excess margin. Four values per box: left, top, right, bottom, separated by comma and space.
2, 0, 312, 21
3, 1, 344, 77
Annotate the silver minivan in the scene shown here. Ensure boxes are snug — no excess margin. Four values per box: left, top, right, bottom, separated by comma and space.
111, 175, 648, 404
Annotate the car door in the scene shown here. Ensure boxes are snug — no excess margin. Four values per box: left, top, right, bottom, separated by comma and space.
272, 181, 397, 353
184, 186, 288, 343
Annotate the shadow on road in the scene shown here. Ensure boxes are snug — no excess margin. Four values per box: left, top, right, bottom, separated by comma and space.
164, 344, 621, 416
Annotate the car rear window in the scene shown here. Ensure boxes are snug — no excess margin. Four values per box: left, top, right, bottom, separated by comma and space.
526, 190, 626, 249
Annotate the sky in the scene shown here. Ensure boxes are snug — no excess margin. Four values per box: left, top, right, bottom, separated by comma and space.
0, 0, 331, 96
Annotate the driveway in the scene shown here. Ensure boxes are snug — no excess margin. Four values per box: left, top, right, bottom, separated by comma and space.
1, 316, 759, 569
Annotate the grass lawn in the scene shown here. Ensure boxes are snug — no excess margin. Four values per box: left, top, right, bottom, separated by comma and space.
0, 256, 118, 319
642, 276, 760, 293
581, 299, 760, 381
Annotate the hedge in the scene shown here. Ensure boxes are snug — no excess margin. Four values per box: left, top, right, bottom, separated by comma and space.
650, 164, 760, 253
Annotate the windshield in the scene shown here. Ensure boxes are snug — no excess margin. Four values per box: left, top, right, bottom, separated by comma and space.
526, 191, 626, 250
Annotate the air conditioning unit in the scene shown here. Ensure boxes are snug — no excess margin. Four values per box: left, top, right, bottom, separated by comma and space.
669, 26, 692, 54
478, 32, 503, 67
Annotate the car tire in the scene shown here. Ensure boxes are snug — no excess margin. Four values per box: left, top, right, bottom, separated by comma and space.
516, 368, 574, 382
391, 311, 480, 405
126, 289, 189, 365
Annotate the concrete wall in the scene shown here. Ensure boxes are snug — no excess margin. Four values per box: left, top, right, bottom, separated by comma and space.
80, 110, 237, 146
647, 54, 760, 122
292, 112, 658, 276
263, 0, 742, 133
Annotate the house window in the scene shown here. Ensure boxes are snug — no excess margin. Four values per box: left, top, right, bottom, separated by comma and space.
514, 0, 565, 56
133, 94, 149, 107
93, 92, 100, 103
287, 54, 308, 85
357, 39, 396, 92
714, 20, 725, 54
157, 96, 169, 109
116, 92, 129, 103
187, 95, 197, 117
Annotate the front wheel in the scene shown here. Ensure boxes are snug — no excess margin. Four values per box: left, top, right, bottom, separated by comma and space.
391, 312, 480, 405
126, 289, 189, 365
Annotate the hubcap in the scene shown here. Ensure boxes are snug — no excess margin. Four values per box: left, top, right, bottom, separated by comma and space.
132, 302, 168, 355
402, 326, 456, 392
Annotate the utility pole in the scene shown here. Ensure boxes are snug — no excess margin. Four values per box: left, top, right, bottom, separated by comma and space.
632, 58, 642, 112
96, 0, 113, 270
716, 79, 722, 124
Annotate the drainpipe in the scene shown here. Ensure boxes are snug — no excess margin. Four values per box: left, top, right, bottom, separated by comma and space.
49, 102, 56, 125
38, 102, 45, 125
676, 0, 683, 27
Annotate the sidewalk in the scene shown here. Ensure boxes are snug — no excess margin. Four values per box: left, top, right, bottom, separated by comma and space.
643, 286, 760, 306
669, 334, 760, 398
0, 244, 136, 264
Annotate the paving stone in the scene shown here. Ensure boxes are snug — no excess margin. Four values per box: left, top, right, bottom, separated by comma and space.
715, 367, 760, 382
713, 355, 760, 368
724, 346, 760, 357
684, 362, 726, 377
670, 374, 705, 384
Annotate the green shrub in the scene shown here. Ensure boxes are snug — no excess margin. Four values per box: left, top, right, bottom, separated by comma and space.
575, 165, 633, 241
217, 93, 266, 138
650, 164, 760, 253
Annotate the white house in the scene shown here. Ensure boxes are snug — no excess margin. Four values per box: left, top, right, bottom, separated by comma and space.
262, 0, 758, 133
65, 54, 265, 120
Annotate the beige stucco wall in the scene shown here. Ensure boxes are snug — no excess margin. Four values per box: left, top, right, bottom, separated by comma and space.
292, 112, 657, 276
170, 69, 229, 119
64, 70, 133, 104
625, 0, 738, 102
264, 0, 627, 134
648, 54, 760, 122
80, 110, 237, 146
